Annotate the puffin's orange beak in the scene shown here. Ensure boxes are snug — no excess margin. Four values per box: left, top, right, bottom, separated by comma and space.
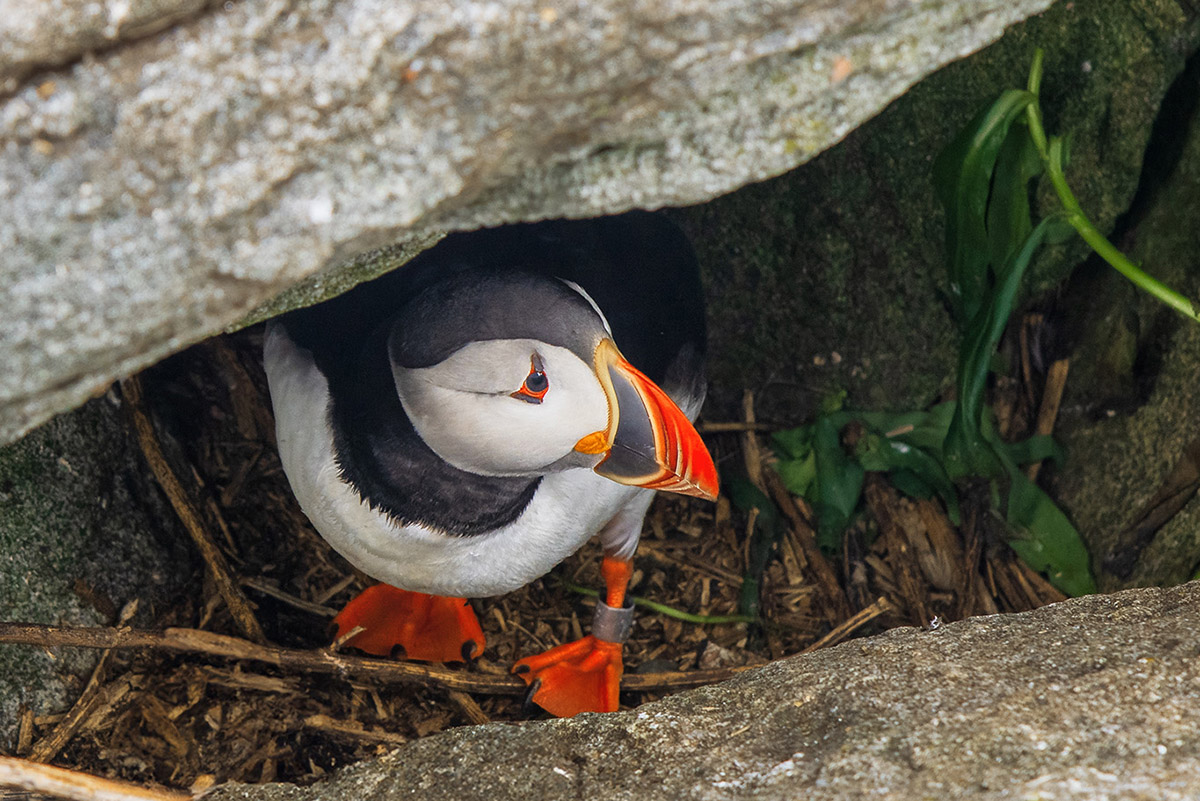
574, 339, 718, 501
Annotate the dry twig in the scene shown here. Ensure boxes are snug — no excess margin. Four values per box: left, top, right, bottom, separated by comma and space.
241, 577, 338, 619
0, 622, 752, 696
0, 756, 190, 801
447, 691, 492, 725
740, 390, 767, 493
1026, 358, 1069, 481
301, 715, 408, 746
16, 705, 34, 756
799, 597, 893, 654
30, 602, 139, 763
208, 338, 275, 442
764, 469, 852, 624
698, 421, 773, 434
123, 375, 267, 644
29, 649, 115, 763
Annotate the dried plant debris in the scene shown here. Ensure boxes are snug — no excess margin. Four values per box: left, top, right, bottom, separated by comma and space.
0, 329, 1072, 791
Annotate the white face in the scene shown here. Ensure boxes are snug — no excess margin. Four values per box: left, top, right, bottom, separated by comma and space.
391, 338, 610, 477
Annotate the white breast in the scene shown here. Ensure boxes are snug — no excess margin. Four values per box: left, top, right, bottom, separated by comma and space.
264, 324, 643, 598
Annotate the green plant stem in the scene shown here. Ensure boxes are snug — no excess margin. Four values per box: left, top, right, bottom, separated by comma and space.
1025, 49, 1050, 158
1023, 47, 1200, 324
559, 579, 756, 625
1047, 142, 1200, 322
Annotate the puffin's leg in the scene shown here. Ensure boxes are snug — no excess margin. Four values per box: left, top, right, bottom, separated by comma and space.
331, 584, 485, 663
513, 554, 634, 717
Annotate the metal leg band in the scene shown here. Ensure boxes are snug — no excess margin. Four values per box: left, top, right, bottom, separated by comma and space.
591, 598, 634, 644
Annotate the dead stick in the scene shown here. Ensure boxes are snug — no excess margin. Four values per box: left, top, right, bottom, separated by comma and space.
956, 514, 984, 621
799, 597, 893, 654
301, 714, 408, 746
122, 376, 267, 644
30, 601, 138, 763
698, 421, 774, 433
241, 577, 338, 619
764, 469, 852, 624
740, 390, 766, 493
1019, 313, 1042, 413
1013, 557, 1068, 606
1026, 358, 1070, 482
209, 338, 275, 442
28, 649, 114, 763
16, 705, 33, 756
0, 622, 753, 695
0, 756, 189, 801
447, 690, 492, 725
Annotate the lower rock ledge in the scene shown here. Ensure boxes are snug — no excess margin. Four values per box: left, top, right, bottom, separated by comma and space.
201, 582, 1200, 801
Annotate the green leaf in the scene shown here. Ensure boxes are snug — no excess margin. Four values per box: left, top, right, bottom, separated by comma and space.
945, 217, 1054, 479
819, 389, 848, 416
995, 434, 1063, 467
725, 477, 782, 620
933, 89, 1036, 326
812, 417, 865, 551
877, 403, 957, 456
855, 430, 961, 523
889, 469, 935, 501
771, 426, 814, 461
986, 121, 1044, 272
1043, 214, 1076, 245
774, 452, 817, 498
726, 476, 778, 529
824, 405, 956, 459
1006, 470, 1096, 596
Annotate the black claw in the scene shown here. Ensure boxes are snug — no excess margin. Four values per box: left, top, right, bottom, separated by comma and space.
521, 679, 542, 716
461, 640, 479, 662
512, 663, 530, 674
389, 643, 407, 660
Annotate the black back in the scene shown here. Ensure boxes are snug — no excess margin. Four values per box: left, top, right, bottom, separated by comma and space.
278, 211, 706, 536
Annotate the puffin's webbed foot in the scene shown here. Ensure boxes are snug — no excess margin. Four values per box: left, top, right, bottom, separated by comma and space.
331, 584, 485, 663
513, 635, 624, 717
514, 555, 634, 717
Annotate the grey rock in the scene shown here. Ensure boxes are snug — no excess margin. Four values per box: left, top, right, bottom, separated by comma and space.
0, 0, 213, 94
0, 0, 1054, 445
206, 582, 1200, 801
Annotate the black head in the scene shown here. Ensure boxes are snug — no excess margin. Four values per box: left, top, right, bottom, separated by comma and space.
389, 268, 608, 370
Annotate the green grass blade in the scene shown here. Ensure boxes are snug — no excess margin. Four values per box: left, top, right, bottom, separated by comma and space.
559, 581, 757, 625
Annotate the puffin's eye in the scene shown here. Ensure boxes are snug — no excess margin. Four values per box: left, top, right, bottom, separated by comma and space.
511, 354, 549, 404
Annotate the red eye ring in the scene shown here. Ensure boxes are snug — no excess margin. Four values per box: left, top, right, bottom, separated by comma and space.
511, 355, 549, 404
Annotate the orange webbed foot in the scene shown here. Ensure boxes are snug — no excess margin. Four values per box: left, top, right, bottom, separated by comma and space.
513, 635, 623, 717
514, 554, 635, 717
331, 584, 485, 663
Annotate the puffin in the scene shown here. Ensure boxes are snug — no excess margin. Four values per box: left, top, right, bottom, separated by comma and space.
263, 211, 718, 717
